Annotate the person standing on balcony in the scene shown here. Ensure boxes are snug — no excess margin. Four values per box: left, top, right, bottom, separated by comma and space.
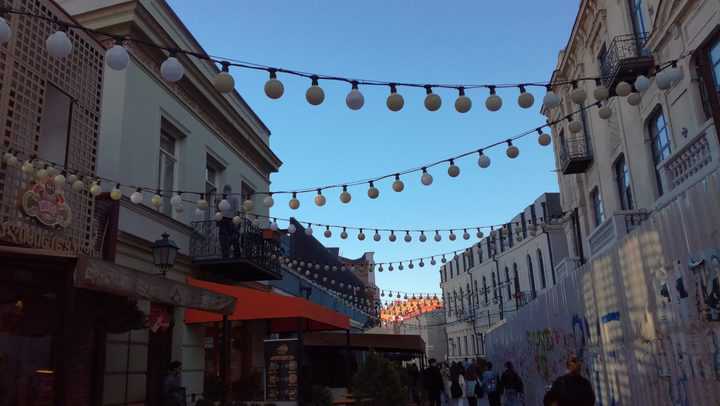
218, 184, 240, 258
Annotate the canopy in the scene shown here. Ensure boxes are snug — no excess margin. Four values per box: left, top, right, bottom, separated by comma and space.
185, 278, 350, 332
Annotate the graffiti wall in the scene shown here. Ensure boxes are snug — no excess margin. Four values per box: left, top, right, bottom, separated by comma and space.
486, 171, 720, 406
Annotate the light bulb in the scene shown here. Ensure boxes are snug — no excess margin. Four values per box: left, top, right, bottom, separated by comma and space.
53, 174, 66, 187
543, 89, 561, 109
4, 153, 17, 167
420, 169, 433, 186
110, 185, 122, 201
105, 44, 129, 70
197, 198, 209, 209
264, 70, 284, 99
323, 227, 332, 238
289, 193, 300, 210
213, 212, 222, 221
593, 84, 609, 101
314, 191, 326, 207
485, 88, 503, 112
627, 92, 642, 106
263, 195, 274, 207
569, 119, 583, 133
404, 232, 412, 243
424, 86, 441, 111
160, 56, 184, 82
392, 175, 404, 192
447, 160, 460, 177
0, 17, 10, 45
455, 87, 471, 113
287, 223, 297, 234
655, 69, 672, 90
463, 230, 470, 240
270, 220, 279, 231
367, 182, 379, 199
168, 194, 181, 208
72, 179, 84, 192
517, 86, 534, 108
419, 232, 427, 242
478, 151, 491, 168
233, 215, 242, 225
598, 104, 612, 120
506, 142, 519, 159
213, 63, 235, 93
570, 86, 587, 104
90, 182, 102, 196
306, 76, 325, 105
434, 231, 441, 242
46, 31, 73, 58
634, 75, 650, 93
389, 231, 397, 242
242, 198, 255, 213
151, 194, 162, 207
21, 161, 34, 174
449, 231, 456, 241
340, 229, 348, 239
615, 81, 632, 97
35, 167, 47, 179
387, 84, 404, 111
218, 198, 231, 211
357, 230, 365, 241
537, 130, 552, 146
430, 258, 436, 266
130, 189, 143, 204
305, 224, 313, 236
346, 81, 364, 110
339, 186, 351, 203
45, 166, 58, 177
373, 231, 381, 241
476, 229, 484, 238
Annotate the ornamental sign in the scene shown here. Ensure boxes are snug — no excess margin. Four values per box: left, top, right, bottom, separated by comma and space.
19, 176, 72, 227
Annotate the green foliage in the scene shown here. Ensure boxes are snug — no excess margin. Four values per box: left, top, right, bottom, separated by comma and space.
308, 385, 333, 406
351, 352, 408, 406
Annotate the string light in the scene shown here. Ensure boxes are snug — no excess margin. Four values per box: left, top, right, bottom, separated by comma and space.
392, 174, 405, 192
386, 83, 404, 112
339, 185, 352, 204
263, 194, 274, 208
289, 192, 300, 210
478, 149, 491, 168
213, 61, 235, 93
593, 79, 609, 101
264, 69, 284, 99
420, 168, 433, 186
627, 92, 642, 106
324, 226, 332, 238
506, 140, 519, 159
537, 128, 552, 146
485, 86, 502, 111
106, 40, 129, 71
367, 181, 380, 199
314, 189, 326, 207
346, 81, 364, 110
447, 160, 460, 177
160, 54, 184, 82
455, 87, 471, 113
543, 86, 561, 109
517, 85, 534, 109
598, 102, 612, 120
424, 86, 441, 111
46, 29, 72, 58
306, 75, 325, 105
634, 75, 650, 93
570, 82, 586, 104
615, 81, 632, 97
389, 231, 397, 242
568, 116, 582, 133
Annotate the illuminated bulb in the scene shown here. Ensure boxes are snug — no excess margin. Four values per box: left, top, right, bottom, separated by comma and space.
434, 231, 441, 242
543, 89, 561, 109
90, 182, 102, 196
357, 230, 365, 241
46, 31, 73, 58
392, 175, 404, 192
130, 189, 143, 204
289, 193, 300, 210
367, 182, 379, 199
151, 194, 162, 207
345, 81, 364, 110
264, 70, 284, 99
110, 185, 123, 201
287, 223, 297, 234
53, 174, 66, 187
404, 232, 412, 243
160, 56, 184, 82
568, 119, 583, 133
424, 86, 441, 111
454, 87, 472, 113
538, 129, 552, 146
615, 81, 632, 97
419, 232, 427, 242
506, 141, 519, 159
0, 17, 10, 45
478, 151, 491, 168
373, 230, 381, 241
386, 84, 405, 111
627, 92, 642, 106
46, 166, 59, 177
106, 44, 129, 70
389, 231, 397, 242
339, 186, 351, 203
233, 215, 242, 225
306, 76, 325, 105
35, 167, 47, 179
22, 161, 34, 174
447, 160, 460, 177
305, 224, 313, 236
324, 227, 332, 238
218, 198, 231, 211
214, 212, 223, 221
72, 179, 84, 192
262, 195, 274, 208
420, 169, 433, 186
570, 86, 587, 104
4, 153, 18, 167
213, 63, 235, 93
598, 104, 612, 120
634, 75, 650, 93
517, 86, 534, 108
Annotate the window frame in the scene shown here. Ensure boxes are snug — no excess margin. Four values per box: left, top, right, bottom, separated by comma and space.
648, 107, 672, 196
590, 187, 606, 227
614, 154, 634, 210
158, 129, 177, 216
526, 255, 537, 299
505, 267, 512, 300
537, 249, 547, 289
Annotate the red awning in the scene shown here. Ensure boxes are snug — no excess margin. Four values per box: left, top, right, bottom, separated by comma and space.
185, 278, 350, 332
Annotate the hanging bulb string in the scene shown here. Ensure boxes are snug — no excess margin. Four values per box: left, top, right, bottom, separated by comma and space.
0, 6, 686, 91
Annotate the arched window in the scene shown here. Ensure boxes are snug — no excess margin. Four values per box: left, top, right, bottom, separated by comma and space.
473, 280, 479, 309
537, 249, 547, 289
492, 272, 498, 300
459, 287, 464, 313
505, 266, 512, 300
527, 255, 537, 298
453, 291, 458, 316
482, 276, 488, 304
512, 264, 520, 303
466, 283, 471, 308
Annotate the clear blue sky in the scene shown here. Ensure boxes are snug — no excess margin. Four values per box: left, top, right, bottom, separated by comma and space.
168, 0, 579, 297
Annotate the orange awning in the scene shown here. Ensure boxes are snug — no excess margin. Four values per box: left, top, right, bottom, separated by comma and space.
185, 278, 350, 332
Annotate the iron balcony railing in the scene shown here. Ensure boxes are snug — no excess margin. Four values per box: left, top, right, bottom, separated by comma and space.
600, 33, 651, 87
190, 218, 282, 273
559, 132, 593, 174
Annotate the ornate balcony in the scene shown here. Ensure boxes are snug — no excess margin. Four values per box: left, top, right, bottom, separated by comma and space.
559, 133, 593, 174
600, 33, 654, 93
190, 219, 282, 281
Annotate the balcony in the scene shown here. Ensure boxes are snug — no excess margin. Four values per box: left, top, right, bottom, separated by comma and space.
600, 33, 654, 93
587, 209, 650, 258
657, 121, 720, 208
560, 133, 593, 174
190, 219, 282, 281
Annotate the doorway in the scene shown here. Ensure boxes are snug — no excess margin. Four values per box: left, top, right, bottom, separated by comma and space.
146, 303, 174, 406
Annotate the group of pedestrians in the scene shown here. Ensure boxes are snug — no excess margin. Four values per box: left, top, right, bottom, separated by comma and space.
421, 354, 595, 406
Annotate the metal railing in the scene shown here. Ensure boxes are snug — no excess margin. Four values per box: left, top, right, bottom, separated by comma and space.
190, 218, 281, 272
600, 33, 650, 87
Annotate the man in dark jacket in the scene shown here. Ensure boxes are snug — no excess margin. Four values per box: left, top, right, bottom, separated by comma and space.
544, 355, 595, 406
423, 358, 445, 406
500, 361, 524, 406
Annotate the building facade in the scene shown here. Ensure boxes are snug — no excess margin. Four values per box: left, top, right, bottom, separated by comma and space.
441, 193, 570, 360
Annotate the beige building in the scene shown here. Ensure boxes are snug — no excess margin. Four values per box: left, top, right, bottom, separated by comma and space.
440, 193, 570, 360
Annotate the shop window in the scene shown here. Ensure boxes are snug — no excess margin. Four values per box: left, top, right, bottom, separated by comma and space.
38, 84, 72, 166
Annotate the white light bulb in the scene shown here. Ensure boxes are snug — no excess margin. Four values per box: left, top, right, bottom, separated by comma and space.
314, 193, 326, 207
242, 199, 254, 212
53, 174, 66, 187
197, 198, 209, 209
171, 194, 183, 208
151, 194, 162, 207
287, 223, 297, 234
593, 85, 609, 101
392, 178, 404, 192
340, 230, 348, 239
447, 163, 460, 177
655, 69, 672, 90
634, 75, 650, 93
106, 44, 129, 70
615, 81, 632, 97
569, 120, 583, 133
233, 215, 242, 225
90, 182, 102, 196
305, 225, 314, 236
485, 94, 502, 111
264, 71, 284, 99
5, 154, 18, 167
346, 85, 364, 110
543, 90, 561, 109
21, 161, 34, 174
72, 179, 84, 192
627, 92, 642, 106
570, 87, 587, 104
160, 56, 184, 82
270, 220, 279, 231
130, 190, 143, 204
478, 153, 491, 168
598, 105, 612, 120
455, 92, 472, 113
339, 189, 352, 204
420, 171, 433, 186
424, 89, 441, 111
387, 90, 404, 112
111, 187, 123, 201
35, 168, 47, 179
324, 228, 332, 238
218, 199, 231, 211
517, 89, 534, 109
213, 71, 235, 94
214, 212, 223, 222
306, 78, 325, 105
367, 184, 379, 199
0, 17, 11, 45
263, 195, 274, 208
45, 166, 58, 177
46, 31, 73, 58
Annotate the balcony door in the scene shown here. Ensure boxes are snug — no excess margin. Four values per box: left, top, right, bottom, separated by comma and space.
629, 0, 647, 50
697, 32, 720, 133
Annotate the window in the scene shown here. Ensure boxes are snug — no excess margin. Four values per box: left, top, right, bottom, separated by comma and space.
38, 84, 72, 166
443, 268, 447, 283
513, 265, 520, 302
459, 288, 464, 313
478, 244, 484, 263
471, 334, 476, 355
158, 129, 177, 216
649, 108, 672, 195
537, 249, 547, 289
591, 187, 605, 227
473, 280, 479, 308
466, 283, 471, 309
241, 182, 255, 212
482, 276, 489, 304
467, 249, 475, 269
492, 273, 498, 300
559, 129, 568, 160
629, 0, 647, 39
507, 223, 514, 248
464, 336, 468, 356
521, 213, 528, 238
615, 154, 634, 210
530, 204, 537, 226
505, 267, 512, 300
527, 255, 537, 298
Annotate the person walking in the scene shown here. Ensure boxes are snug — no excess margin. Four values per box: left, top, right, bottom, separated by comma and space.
449, 363, 465, 406
464, 360, 481, 406
440, 362, 451, 405
543, 355, 595, 406
481, 362, 502, 406
162, 361, 185, 406
500, 362, 524, 406
423, 358, 446, 406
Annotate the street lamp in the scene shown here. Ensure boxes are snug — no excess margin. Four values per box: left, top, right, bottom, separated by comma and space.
152, 232, 178, 275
